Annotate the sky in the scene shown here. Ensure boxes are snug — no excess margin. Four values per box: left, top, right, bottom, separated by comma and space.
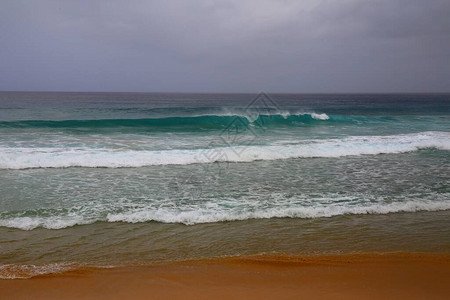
1, 0, 449, 93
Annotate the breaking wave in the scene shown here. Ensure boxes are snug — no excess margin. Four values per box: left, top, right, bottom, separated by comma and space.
0, 199, 449, 230
0, 112, 331, 130
0, 131, 448, 169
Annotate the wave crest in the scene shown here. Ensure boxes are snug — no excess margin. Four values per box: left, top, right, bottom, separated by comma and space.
0, 198, 449, 230
0, 112, 331, 130
0, 131, 448, 169
106, 200, 450, 225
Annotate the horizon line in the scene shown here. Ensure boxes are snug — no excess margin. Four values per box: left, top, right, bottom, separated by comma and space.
1, 90, 450, 95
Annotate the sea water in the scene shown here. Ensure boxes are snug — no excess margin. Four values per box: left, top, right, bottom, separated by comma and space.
0, 92, 449, 278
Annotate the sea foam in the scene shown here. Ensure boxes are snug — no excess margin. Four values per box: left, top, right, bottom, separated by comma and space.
0, 131, 448, 169
106, 199, 450, 225
0, 198, 449, 230
0, 263, 74, 279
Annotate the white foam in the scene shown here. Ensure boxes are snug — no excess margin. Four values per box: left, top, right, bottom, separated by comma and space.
1, 196, 449, 230
0, 216, 93, 230
105, 199, 450, 225
310, 113, 330, 120
189, 111, 329, 121
0, 263, 73, 279
0, 131, 448, 169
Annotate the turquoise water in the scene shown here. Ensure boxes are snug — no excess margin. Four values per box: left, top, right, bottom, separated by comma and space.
0, 92, 449, 278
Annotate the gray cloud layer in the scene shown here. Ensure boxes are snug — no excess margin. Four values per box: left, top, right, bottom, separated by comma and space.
1, 0, 449, 92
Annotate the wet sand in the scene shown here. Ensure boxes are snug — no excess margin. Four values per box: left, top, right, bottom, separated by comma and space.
1, 253, 449, 300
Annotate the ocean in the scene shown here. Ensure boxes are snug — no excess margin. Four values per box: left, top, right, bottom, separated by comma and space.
0, 92, 449, 278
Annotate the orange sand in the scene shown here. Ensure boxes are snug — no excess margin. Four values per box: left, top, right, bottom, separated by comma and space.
1, 253, 449, 300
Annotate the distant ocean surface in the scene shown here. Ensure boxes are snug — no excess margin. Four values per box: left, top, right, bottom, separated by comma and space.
0, 92, 449, 278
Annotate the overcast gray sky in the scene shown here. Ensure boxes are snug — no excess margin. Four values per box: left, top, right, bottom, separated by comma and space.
1, 0, 449, 93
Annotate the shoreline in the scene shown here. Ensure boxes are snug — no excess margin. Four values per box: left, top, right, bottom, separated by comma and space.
1, 252, 449, 299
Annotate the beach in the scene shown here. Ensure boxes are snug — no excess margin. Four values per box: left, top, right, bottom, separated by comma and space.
0, 92, 449, 299
2, 0, 450, 298
1, 253, 449, 300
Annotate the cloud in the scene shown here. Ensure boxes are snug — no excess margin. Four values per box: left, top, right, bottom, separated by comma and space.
1, 0, 449, 92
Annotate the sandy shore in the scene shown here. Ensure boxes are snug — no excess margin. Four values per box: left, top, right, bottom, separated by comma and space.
1, 253, 449, 300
